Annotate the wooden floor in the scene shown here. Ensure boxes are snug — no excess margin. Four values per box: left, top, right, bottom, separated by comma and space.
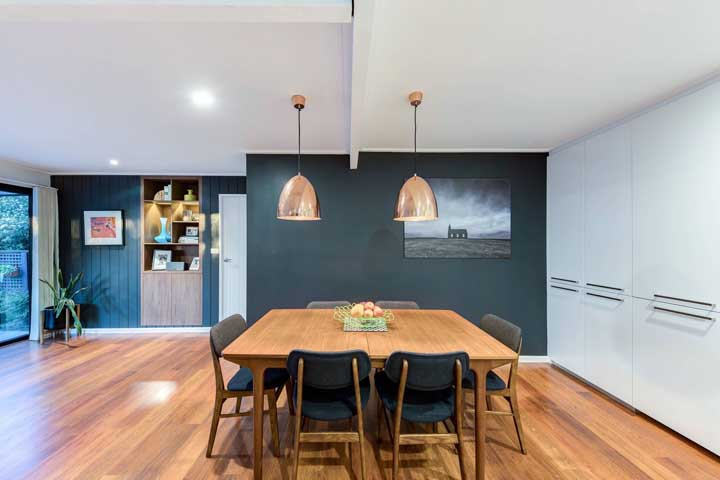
0, 335, 718, 480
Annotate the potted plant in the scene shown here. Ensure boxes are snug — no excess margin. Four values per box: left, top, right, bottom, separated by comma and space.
41, 270, 88, 336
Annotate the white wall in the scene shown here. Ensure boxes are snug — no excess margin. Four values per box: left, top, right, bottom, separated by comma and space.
0, 158, 51, 187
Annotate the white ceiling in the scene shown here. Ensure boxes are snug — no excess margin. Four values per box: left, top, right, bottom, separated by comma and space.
1, 0, 719, 174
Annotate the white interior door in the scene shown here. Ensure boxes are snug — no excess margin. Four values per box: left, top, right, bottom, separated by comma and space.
219, 194, 247, 321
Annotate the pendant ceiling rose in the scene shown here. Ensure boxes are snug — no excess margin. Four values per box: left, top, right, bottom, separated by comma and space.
393, 90, 438, 222
277, 94, 321, 221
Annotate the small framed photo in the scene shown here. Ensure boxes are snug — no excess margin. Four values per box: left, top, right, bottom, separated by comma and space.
189, 257, 200, 271
152, 250, 172, 271
84, 210, 124, 246
166, 261, 185, 271
185, 226, 199, 237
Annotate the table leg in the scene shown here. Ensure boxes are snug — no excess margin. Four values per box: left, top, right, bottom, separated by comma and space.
251, 364, 266, 480
472, 363, 489, 480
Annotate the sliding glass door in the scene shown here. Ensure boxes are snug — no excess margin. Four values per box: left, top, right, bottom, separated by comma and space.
0, 183, 32, 345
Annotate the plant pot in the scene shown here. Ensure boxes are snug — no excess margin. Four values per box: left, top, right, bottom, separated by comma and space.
43, 307, 68, 330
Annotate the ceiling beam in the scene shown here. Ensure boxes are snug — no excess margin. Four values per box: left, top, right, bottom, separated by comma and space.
348, 0, 375, 169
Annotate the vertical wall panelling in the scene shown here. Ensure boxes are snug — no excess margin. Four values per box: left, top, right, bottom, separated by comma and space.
201, 176, 247, 326
52, 176, 141, 328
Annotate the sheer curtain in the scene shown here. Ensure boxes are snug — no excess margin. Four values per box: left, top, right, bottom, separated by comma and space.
30, 187, 58, 341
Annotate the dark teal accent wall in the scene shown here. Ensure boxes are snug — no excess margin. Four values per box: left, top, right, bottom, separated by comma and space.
201, 176, 247, 326
53, 176, 142, 328
247, 152, 548, 355
53, 175, 245, 328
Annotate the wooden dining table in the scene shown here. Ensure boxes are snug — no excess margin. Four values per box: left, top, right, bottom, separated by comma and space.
222, 308, 518, 479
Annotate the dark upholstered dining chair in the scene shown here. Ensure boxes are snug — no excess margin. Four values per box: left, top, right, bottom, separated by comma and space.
375, 300, 419, 310
306, 300, 351, 309
206, 314, 289, 458
375, 351, 469, 480
287, 349, 372, 480
462, 314, 527, 453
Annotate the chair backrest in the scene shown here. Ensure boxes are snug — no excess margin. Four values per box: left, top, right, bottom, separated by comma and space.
209, 314, 248, 358
306, 300, 351, 309
287, 349, 372, 389
384, 351, 469, 391
479, 314, 522, 353
375, 301, 419, 310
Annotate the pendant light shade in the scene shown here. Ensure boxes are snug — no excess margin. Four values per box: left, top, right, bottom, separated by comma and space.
393, 91, 438, 222
277, 94, 321, 221
277, 173, 321, 220
393, 174, 438, 221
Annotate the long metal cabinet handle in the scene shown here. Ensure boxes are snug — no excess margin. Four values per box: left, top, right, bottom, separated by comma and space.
586, 283, 623, 291
550, 277, 578, 284
653, 294, 713, 307
586, 292, 623, 302
653, 306, 714, 321
551, 285, 578, 293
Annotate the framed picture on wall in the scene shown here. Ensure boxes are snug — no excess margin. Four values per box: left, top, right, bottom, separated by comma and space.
83, 210, 124, 246
403, 178, 511, 259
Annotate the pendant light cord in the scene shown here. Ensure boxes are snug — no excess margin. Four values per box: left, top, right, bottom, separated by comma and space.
297, 107, 302, 175
413, 104, 418, 175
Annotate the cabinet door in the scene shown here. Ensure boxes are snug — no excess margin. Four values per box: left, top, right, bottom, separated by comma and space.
141, 274, 172, 326
632, 82, 720, 309
633, 298, 719, 455
547, 283, 584, 376
583, 290, 633, 404
547, 143, 584, 286
171, 274, 202, 326
584, 125, 632, 294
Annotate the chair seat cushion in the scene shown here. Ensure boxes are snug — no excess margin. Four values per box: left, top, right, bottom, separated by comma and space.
374, 371, 455, 424
461, 370, 506, 391
295, 377, 371, 421
227, 368, 289, 392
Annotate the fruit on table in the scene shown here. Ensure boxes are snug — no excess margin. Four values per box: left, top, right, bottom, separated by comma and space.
373, 306, 384, 317
364, 301, 375, 310
350, 304, 365, 317
363, 309, 374, 318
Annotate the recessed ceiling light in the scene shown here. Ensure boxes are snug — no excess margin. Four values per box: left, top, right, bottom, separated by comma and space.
109, 158, 119, 166
189, 89, 216, 108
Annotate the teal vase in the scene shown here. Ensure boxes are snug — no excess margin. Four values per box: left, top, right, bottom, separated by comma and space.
154, 217, 172, 243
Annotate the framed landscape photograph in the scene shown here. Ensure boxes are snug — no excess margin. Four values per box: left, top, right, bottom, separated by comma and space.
83, 210, 124, 246
404, 178, 511, 259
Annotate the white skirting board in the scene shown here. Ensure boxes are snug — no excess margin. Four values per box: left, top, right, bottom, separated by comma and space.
83, 327, 211, 334
519, 356, 549, 363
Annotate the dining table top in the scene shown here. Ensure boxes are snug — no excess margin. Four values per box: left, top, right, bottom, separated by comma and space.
222, 308, 517, 364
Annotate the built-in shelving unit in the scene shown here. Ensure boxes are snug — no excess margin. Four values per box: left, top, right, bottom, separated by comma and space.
140, 177, 202, 326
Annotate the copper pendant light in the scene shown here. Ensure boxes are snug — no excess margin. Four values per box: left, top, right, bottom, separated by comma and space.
277, 94, 321, 221
393, 91, 438, 221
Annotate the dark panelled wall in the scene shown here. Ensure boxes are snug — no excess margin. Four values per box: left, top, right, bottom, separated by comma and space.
201, 176, 247, 326
53, 176, 142, 328
247, 152, 548, 355
53, 175, 245, 328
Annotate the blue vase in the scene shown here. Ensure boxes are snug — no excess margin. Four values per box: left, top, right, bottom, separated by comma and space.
154, 217, 172, 243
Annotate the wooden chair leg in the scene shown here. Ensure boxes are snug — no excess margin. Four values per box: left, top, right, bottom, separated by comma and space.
356, 413, 367, 480
292, 415, 303, 480
268, 390, 280, 456
206, 395, 223, 458
286, 377, 295, 416
235, 396, 242, 414
508, 394, 527, 454
376, 397, 383, 442
392, 421, 400, 480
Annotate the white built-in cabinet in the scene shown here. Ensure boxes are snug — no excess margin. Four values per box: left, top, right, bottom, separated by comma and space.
547, 142, 584, 287
547, 80, 720, 455
584, 125, 632, 295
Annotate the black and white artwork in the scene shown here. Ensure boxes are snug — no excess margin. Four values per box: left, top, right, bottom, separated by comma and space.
404, 178, 511, 259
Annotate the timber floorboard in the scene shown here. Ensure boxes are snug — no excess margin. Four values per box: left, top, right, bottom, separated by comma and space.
0, 335, 718, 479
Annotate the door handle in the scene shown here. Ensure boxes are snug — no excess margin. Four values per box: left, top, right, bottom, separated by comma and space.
586, 283, 623, 291
551, 285, 578, 293
586, 292, 623, 302
653, 294, 713, 307
223, 258, 232, 263
653, 306, 714, 321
